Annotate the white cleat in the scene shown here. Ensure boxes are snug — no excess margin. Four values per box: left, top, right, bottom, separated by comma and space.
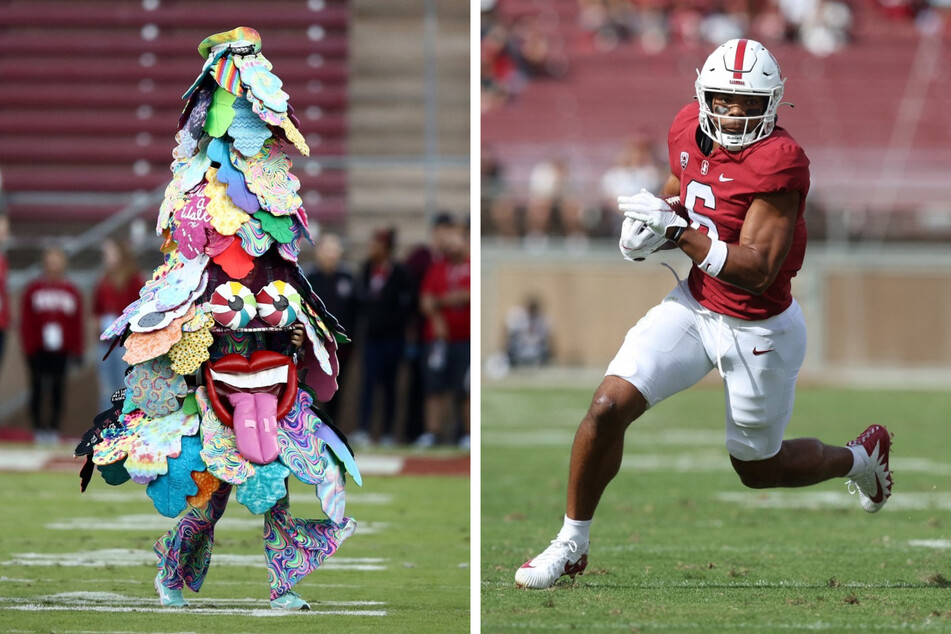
515, 539, 588, 589
846, 424, 893, 513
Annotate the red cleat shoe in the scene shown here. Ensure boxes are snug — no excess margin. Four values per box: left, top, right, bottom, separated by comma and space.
846, 424, 893, 513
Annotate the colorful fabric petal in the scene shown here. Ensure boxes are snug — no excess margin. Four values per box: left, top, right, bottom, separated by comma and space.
147, 434, 205, 517
196, 387, 255, 484
235, 461, 291, 515
182, 48, 227, 100
229, 97, 271, 157
253, 211, 295, 244
168, 325, 213, 375
231, 139, 302, 216
92, 410, 142, 465
209, 138, 260, 213
300, 312, 333, 376
264, 499, 356, 600
125, 356, 188, 418
275, 218, 306, 262
171, 183, 213, 259
235, 216, 273, 257
205, 167, 250, 236
125, 408, 200, 485
212, 54, 243, 96
276, 390, 325, 484
97, 459, 131, 485
279, 118, 310, 156
204, 88, 236, 137
235, 54, 288, 113
315, 420, 362, 487
315, 460, 347, 525
122, 306, 194, 366
100, 298, 141, 341
187, 471, 222, 508
178, 137, 212, 193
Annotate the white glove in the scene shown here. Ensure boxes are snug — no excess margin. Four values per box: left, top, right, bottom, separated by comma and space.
618, 190, 687, 238
619, 216, 667, 262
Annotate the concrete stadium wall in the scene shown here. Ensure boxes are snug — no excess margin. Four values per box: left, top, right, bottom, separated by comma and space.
482, 243, 951, 387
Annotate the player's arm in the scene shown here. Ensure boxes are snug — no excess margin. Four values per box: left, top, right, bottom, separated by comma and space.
659, 172, 680, 198
676, 190, 799, 294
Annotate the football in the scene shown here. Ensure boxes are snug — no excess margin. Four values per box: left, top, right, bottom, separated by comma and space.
663, 195, 690, 221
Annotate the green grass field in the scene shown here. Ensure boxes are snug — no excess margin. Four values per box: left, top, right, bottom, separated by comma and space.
0, 453, 469, 633
482, 384, 951, 632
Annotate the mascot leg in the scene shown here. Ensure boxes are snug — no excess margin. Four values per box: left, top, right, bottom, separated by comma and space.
153, 484, 232, 605
264, 493, 357, 609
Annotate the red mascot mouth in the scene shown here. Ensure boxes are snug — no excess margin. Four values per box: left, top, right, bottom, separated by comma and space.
203, 351, 297, 464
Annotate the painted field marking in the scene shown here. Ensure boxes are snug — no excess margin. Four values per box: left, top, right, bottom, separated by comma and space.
2, 549, 387, 571
484, 428, 725, 448
620, 452, 729, 472
717, 490, 951, 511
0, 592, 388, 617
45, 514, 390, 535
82, 490, 395, 504
908, 539, 951, 549
0, 448, 57, 471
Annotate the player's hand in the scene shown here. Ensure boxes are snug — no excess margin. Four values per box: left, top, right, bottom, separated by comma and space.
619, 215, 667, 262
618, 190, 687, 239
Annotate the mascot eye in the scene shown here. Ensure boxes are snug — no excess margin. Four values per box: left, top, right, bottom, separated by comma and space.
255, 281, 302, 327
209, 281, 257, 329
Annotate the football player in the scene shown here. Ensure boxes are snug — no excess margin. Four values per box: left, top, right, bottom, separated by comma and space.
515, 39, 893, 590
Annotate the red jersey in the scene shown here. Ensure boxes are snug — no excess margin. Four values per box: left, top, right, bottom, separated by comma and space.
667, 102, 810, 320
421, 258, 471, 343
19, 278, 85, 356
94, 273, 144, 318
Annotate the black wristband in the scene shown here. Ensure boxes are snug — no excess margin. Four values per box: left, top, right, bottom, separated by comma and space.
669, 225, 686, 243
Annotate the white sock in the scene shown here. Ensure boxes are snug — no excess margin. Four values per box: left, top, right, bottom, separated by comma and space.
846, 444, 868, 478
556, 515, 591, 546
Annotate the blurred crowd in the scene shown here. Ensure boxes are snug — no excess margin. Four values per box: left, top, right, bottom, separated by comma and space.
0, 208, 471, 451
484, 0, 951, 113
483, 133, 663, 244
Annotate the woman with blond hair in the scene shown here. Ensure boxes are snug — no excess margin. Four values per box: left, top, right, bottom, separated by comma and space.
92, 238, 143, 410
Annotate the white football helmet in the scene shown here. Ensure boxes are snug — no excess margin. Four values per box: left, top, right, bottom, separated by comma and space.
695, 39, 784, 151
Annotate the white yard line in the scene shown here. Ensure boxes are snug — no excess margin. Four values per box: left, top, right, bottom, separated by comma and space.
45, 514, 390, 536
2, 549, 387, 571
0, 593, 388, 618
716, 490, 951, 511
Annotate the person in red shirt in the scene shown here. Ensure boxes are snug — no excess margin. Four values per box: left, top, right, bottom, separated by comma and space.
20, 247, 85, 444
416, 222, 470, 449
93, 238, 144, 411
516, 39, 893, 589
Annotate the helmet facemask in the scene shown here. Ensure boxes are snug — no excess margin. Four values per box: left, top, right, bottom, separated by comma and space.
695, 39, 785, 151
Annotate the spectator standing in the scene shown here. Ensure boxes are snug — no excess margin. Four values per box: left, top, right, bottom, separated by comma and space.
416, 224, 471, 449
306, 233, 359, 423
506, 297, 552, 367
20, 247, 85, 444
355, 228, 413, 447
93, 238, 143, 411
403, 212, 458, 444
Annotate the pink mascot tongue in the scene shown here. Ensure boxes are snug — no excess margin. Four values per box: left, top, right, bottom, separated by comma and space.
228, 392, 279, 464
